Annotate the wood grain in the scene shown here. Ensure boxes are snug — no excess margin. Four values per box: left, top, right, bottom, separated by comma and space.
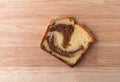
0, 0, 120, 82
0, 67, 120, 82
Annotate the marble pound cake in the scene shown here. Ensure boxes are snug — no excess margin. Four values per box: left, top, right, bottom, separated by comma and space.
41, 18, 94, 67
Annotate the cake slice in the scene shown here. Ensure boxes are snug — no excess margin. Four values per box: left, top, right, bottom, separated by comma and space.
41, 18, 94, 67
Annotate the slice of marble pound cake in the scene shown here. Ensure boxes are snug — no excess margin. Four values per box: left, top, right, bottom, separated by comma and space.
41, 18, 94, 67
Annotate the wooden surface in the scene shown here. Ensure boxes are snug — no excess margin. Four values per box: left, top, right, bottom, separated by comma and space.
0, 0, 120, 82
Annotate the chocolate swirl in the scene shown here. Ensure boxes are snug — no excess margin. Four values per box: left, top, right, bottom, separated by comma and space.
49, 24, 74, 48
47, 24, 84, 57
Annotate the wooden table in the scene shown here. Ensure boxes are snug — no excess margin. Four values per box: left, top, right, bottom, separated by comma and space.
0, 0, 120, 82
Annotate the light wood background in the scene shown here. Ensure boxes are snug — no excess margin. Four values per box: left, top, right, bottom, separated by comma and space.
0, 0, 120, 82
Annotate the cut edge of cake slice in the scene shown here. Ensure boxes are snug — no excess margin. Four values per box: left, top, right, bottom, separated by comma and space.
41, 17, 94, 67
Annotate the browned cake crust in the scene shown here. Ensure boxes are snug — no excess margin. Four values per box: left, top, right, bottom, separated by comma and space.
40, 17, 95, 67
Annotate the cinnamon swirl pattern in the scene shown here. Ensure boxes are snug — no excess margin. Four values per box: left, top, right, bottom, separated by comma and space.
41, 18, 94, 67
46, 24, 84, 57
